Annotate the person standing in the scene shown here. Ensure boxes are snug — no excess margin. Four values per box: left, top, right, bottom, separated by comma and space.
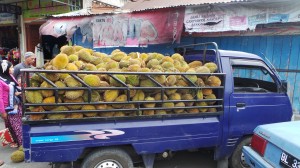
0, 60, 22, 148
13, 51, 36, 80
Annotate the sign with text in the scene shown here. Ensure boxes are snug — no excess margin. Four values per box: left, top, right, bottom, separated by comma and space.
185, 1, 300, 33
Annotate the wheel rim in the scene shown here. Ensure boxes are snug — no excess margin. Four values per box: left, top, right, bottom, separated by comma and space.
94, 159, 123, 168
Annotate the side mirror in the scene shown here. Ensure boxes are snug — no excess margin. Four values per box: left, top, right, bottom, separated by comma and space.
281, 80, 288, 93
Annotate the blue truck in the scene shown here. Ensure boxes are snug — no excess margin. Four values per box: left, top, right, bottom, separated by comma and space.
21, 43, 292, 168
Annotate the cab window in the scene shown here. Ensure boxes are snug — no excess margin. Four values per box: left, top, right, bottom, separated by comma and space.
231, 60, 278, 93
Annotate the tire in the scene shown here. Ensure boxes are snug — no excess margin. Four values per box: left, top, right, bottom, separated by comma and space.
81, 148, 134, 168
229, 136, 252, 168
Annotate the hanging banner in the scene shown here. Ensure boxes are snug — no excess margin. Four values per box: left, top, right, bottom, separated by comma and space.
92, 8, 185, 48
184, 1, 300, 33
39, 17, 93, 43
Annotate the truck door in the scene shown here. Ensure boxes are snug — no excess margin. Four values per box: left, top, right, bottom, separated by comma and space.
229, 59, 292, 137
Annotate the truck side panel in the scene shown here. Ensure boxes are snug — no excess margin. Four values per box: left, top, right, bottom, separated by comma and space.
24, 117, 220, 162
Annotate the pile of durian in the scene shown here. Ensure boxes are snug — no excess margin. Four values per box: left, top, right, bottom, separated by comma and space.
25, 45, 222, 121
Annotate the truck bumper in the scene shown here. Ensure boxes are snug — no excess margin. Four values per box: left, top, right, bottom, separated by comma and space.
242, 146, 273, 168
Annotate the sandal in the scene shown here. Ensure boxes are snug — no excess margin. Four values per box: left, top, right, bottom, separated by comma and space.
10, 143, 18, 148
0, 160, 4, 166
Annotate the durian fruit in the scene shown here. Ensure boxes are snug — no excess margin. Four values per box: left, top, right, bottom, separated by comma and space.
154, 93, 168, 101
126, 75, 140, 86
68, 54, 78, 62
161, 56, 174, 64
28, 106, 45, 121
67, 113, 84, 119
78, 49, 92, 62
83, 74, 101, 87
90, 56, 102, 65
188, 61, 202, 68
10, 150, 25, 163
61, 46, 75, 56
105, 60, 119, 70
196, 66, 210, 74
174, 102, 185, 114
109, 74, 126, 86
196, 102, 208, 112
171, 53, 184, 61
47, 106, 68, 120
204, 62, 218, 73
25, 91, 43, 103
166, 75, 177, 86
146, 59, 160, 69
152, 74, 166, 85
64, 76, 82, 87
143, 96, 155, 108
74, 60, 85, 70
65, 90, 84, 100
196, 90, 204, 99
181, 94, 194, 106
84, 63, 97, 71
31, 73, 44, 82
205, 94, 217, 105
111, 51, 126, 62
95, 102, 107, 110
59, 72, 70, 80
169, 93, 181, 101
29, 79, 40, 87
54, 81, 66, 94
161, 62, 174, 70
104, 90, 119, 102
162, 102, 175, 112
208, 108, 217, 112
140, 79, 156, 87
40, 81, 54, 98
83, 90, 101, 102
187, 108, 199, 114
64, 97, 84, 110
124, 84, 136, 98
18, 145, 23, 151
143, 110, 154, 116
42, 96, 61, 111
74, 45, 84, 52
52, 53, 69, 69
155, 110, 167, 115
112, 94, 127, 108
65, 63, 79, 71
114, 112, 126, 117
82, 105, 97, 117
202, 88, 213, 96
196, 78, 205, 86
206, 76, 221, 87
186, 69, 198, 83
165, 87, 177, 96
44, 65, 60, 81
132, 90, 145, 101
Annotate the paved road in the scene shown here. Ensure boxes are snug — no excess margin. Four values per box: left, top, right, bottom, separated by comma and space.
0, 118, 216, 168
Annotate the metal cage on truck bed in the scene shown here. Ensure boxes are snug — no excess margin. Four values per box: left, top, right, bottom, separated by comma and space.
21, 42, 225, 124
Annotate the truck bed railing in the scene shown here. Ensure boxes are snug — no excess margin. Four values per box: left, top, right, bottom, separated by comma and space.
21, 69, 225, 124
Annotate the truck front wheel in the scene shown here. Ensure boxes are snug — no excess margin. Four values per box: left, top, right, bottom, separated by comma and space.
81, 148, 134, 168
229, 136, 252, 168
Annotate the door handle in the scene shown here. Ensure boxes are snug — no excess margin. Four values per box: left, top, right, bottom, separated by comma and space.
236, 103, 246, 107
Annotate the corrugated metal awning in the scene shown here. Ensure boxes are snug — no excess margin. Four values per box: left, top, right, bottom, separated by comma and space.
120, 0, 250, 12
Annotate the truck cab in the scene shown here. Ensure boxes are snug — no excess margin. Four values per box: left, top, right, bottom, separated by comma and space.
21, 42, 292, 168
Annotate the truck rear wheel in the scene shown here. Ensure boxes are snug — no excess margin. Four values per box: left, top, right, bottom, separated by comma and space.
229, 136, 251, 168
81, 148, 133, 168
